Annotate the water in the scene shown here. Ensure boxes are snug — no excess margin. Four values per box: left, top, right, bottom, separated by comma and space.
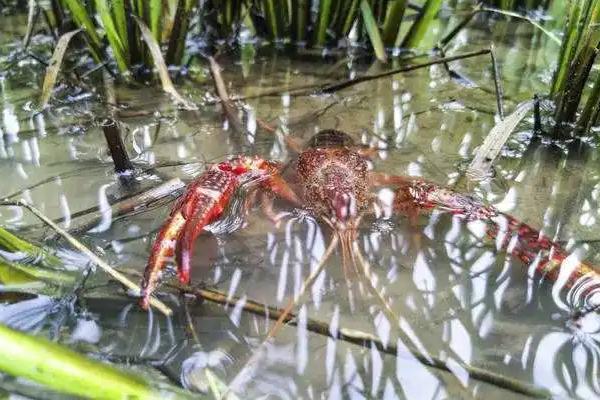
1, 9, 600, 400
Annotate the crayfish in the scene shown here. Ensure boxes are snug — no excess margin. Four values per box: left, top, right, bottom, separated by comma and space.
139, 129, 600, 312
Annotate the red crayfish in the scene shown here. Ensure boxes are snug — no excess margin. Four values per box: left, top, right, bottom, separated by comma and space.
139, 130, 600, 312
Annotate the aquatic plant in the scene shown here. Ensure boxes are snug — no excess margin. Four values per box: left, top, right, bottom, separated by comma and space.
0, 323, 191, 399
43, 0, 447, 73
551, 0, 600, 137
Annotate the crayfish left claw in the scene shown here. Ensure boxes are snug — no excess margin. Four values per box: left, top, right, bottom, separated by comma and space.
139, 156, 276, 310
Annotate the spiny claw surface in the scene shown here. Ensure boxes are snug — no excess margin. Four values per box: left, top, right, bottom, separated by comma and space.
139, 156, 274, 309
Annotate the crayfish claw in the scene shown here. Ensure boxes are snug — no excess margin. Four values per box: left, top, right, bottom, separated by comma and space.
139, 155, 276, 311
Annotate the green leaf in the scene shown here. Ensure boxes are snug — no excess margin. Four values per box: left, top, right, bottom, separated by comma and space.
359, 0, 387, 62
314, 0, 333, 45
61, 0, 103, 61
381, 0, 407, 46
95, 0, 129, 73
0, 324, 191, 399
401, 0, 443, 49
38, 29, 82, 109
112, 0, 130, 58
150, 0, 163, 43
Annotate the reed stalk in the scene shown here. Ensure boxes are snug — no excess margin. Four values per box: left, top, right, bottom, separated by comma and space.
291, 0, 311, 42
401, 0, 443, 48
314, 0, 334, 46
95, 0, 128, 73
552, 0, 600, 137
359, 0, 387, 61
165, 0, 195, 66
381, 0, 408, 46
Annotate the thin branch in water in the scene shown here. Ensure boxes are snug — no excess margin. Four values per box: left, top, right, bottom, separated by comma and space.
59, 177, 186, 237
316, 49, 491, 94
0, 200, 172, 316
171, 279, 552, 398
208, 56, 249, 137
490, 44, 505, 120
437, 3, 482, 49
352, 242, 475, 398
267, 235, 339, 338
482, 7, 561, 45
533, 94, 542, 135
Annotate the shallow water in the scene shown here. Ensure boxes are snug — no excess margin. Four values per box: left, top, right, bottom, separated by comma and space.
1, 8, 600, 400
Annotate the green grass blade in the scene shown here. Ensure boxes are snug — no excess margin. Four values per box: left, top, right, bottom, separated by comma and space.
291, 0, 311, 42
381, 0, 407, 46
401, 0, 443, 48
340, 0, 360, 35
165, 0, 195, 65
550, 0, 586, 95
263, 0, 286, 39
150, 0, 163, 43
0, 227, 62, 269
134, 15, 196, 109
314, 0, 333, 45
112, 0, 130, 57
360, 0, 387, 62
61, 0, 103, 59
554, 2, 600, 131
0, 324, 189, 399
39, 29, 82, 109
577, 65, 600, 133
94, 0, 129, 73
0, 257, 75, 286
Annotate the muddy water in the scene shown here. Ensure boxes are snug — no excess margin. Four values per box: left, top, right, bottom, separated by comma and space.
1, 11, 600, 400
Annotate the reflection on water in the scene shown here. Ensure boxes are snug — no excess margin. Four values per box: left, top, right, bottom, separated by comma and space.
1, 14, 600, 400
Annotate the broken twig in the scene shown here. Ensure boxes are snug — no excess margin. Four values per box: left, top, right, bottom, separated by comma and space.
223, 235, 339, 397
316, 49, 491, 94
490, 44, 505, 120
173, 277, 551, 398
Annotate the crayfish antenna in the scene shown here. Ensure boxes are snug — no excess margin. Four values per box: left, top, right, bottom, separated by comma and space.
338, 227, 360, 280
